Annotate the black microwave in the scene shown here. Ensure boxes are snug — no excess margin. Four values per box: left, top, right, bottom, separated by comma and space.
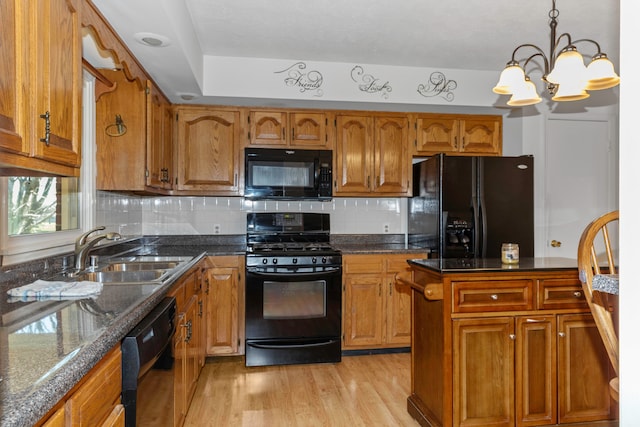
244, 148, 332, 200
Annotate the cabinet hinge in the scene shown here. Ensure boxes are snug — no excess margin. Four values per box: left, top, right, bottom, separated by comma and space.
247, 115, 251, 124
145, 169, 149, 177
175, 177, 178, 185
145, 87, 150, 95
175, 113, 179, 121
334, 119, 337, 127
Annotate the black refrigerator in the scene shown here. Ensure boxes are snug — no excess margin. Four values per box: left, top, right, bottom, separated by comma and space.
408, 153, 534, 259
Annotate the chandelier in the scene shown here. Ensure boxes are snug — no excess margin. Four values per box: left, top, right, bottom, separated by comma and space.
492, 0, 620, 106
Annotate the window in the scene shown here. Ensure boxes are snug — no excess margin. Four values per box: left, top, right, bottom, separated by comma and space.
7, 177, 79, 236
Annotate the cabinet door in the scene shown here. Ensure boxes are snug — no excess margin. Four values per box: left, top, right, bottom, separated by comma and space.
173, 313, 186, 427
31, 0, 82, 167
249, 110, 287, 146
96, 70, 146, 191
335, 115, 373, 194
147, 82, 173, 189
343, 274, 384, 348
290, 112, 327, 147
184, 296, 200, 406
415, 116, 459, 154
0, 0, 28, 156
453, 317, 515, 427
459, 118, 501, 155
557, 314, 615, 424
516, 316, 556, 426
374, 117, 410, 194
176, 109, 240, 193
205, 267, 239, 355
385, 273, 412, 345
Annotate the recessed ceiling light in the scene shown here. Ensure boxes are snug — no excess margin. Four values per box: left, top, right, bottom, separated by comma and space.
133, 32, 171, 47
179, 93, 199, 101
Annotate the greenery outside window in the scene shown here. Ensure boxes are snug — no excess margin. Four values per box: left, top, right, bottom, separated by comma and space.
8, 177, 79, 236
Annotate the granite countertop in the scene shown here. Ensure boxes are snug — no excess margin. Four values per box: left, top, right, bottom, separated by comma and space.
408, 257, 578, 273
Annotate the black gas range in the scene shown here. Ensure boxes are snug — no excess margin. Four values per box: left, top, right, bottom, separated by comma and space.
244, 212, 342, 367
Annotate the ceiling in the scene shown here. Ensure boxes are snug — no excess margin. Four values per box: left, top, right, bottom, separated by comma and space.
90, 0, 620, 106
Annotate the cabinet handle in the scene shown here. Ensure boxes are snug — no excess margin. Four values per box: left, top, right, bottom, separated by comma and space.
573, 291, 582, 298
453, 136, 458, 149
379, 284, 381, 297
198, 300, 203, 317
40, 111, 51, 146
205, 278, 210, 295
462, 137, 466, 148
389, 282, 392, 296
558, 332, 566, 338
185, 320, 193, 342
490, 294, 499, 300
509, 334, 516, 340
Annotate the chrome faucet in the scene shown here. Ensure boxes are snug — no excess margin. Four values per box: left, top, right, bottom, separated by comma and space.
74, 226, 122, 271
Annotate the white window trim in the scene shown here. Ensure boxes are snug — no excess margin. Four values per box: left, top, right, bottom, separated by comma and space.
0, 72, 97, 266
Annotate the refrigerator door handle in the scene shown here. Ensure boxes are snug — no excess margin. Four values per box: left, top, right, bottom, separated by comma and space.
471, 158, 481, 257
478, 158, 488, 258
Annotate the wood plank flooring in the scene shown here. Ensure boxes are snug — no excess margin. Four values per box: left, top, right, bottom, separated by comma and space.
184, 352, 419, 426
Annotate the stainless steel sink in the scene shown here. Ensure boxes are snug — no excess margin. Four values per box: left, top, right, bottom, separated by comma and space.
103, 261, 180, 272
78, 270, 166, 283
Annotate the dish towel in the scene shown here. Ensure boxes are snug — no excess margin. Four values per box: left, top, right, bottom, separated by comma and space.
7, 279, 103, 302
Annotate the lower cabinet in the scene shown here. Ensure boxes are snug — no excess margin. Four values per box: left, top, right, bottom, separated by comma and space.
342, 253, 421, 350
37, 344, 123, 427
204, 256, 245, 356
453, 313, 613, 426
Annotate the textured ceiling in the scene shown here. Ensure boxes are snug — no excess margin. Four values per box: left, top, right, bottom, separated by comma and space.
91, 0, 620, 104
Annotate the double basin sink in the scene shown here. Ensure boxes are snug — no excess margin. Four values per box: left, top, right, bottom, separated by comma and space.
75, 256, 193, 284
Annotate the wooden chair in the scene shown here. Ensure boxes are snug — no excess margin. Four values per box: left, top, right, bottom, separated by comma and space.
577, 210, 619, 401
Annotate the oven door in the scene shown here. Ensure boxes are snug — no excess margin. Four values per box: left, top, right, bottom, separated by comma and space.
245, 266, 342, 366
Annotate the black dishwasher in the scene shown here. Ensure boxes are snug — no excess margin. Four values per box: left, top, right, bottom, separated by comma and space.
121, 296, 176, 427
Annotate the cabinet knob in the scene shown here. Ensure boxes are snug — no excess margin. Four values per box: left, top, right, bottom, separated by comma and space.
551, 240, 562, 248
509, 334, 516, 340
490, 294, 499, 300
558, 332, 566, 338
573, 291, 582, 298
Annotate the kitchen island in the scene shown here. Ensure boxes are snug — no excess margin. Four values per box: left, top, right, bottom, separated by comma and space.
402, 257, 617, 427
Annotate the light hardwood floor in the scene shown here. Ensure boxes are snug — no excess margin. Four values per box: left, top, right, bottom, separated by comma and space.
184, 352, 419, 426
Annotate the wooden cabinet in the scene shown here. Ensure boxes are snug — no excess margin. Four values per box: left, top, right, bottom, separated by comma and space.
96, 71, 173, 192
247, 110, 329, 148
167, 261, 206, 427
342, 254, 418, 349
414, 114, 502, 156
407, 265, 616, 427
65, 345, 123, 426
175, 107, 241, 194
1, 0, 82, 176
205, 256, 244, 356
146, 82, 174, 190
335, 114, 410, 196
96, 70, 146, 190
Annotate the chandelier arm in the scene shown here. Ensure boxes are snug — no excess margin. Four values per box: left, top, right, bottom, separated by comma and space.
511, 44, 551, 75
571, 38, 604, 55
553, 32, 575, 53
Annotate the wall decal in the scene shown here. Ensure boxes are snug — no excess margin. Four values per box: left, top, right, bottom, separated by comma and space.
350, 65, 392, 99
417, 72, 457, 102
274, 62, 324, 97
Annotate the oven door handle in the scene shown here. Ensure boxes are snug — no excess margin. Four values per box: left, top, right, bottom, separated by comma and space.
248, 339, 339, 349
246, 267, 341, 277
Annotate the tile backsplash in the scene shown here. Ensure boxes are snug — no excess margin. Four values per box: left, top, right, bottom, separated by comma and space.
96, 191, 407, 237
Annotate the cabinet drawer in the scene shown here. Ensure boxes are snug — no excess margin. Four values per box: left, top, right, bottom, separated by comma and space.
66, 346, 122, 426
386, 255, 423, 273
538, 278, 588, 310
453, 280, 535, 313
343, 255, 384, 274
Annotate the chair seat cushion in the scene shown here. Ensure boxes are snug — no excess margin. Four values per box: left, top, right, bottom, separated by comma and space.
593, 274, 619, 295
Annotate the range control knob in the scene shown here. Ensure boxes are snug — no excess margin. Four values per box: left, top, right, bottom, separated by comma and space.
322, 257, 327, 263
262, 258, 268, 265
272, 258, 278, 264
293, 258, 298, 264
312, 257, 317, 264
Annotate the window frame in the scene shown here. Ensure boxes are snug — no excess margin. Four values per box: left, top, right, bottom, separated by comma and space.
0, 72, 97, 266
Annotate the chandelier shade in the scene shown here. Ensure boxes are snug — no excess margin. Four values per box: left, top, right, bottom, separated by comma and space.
493, 0, 619, 106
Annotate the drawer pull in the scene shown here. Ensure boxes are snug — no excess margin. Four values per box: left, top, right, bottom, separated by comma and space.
490, 294, 499, 300
509, 334, 516, 340
558, 332, 566, 338
573, 291, 582, 298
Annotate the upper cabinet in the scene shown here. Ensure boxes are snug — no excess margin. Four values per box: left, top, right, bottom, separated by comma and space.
0, 0, 82, 176
175, 106, 242, 195
414, 114, 502, 156
146, 82, 174, 190
247, 110, 329, 148
334, 114, 410, 196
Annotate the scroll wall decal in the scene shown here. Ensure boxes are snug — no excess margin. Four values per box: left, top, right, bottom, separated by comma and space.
350, 65, 392, 99
417, 71, 457, 102
274, 62, 324, 97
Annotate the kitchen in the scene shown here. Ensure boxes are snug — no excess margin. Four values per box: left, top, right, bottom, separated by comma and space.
1, 0, 638, 426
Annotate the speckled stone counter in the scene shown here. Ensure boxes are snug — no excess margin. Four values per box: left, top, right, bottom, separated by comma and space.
331, 234, 428, 255
408, 256, 578, 273
0, 235, 246, 427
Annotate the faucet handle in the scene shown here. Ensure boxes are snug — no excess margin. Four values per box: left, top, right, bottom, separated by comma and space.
77, 226, 106, 246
